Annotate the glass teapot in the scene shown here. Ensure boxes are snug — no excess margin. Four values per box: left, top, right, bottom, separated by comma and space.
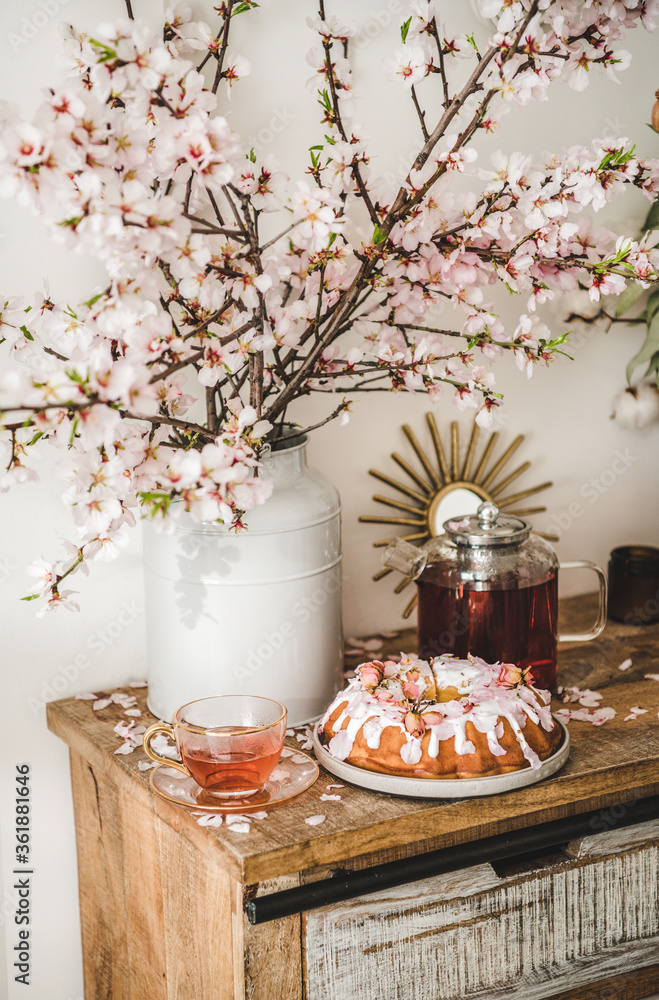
384, 501, 607, 690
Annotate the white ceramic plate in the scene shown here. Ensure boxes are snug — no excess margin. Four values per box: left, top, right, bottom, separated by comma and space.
312, 719, 569, 799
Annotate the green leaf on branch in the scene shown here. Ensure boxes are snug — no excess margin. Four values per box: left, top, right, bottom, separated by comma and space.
83, 291, 105, 309
21, 594, 40, 602
644, 288, 659, 326
232, 1, 260, 14
372, 225, 387, 245
89, 39, 118, 63
317, 89, 332, 114
615, 280, 645, 318
626, 310, 659, 384
248, 148, 256, 163
138, 491, 173, 517
400, 17, 412, 43
466, 34, 478, 51
642, 196, 659, 233
58, 217, 83, 230
19, 325, 34, 342
644, 350, 659, 380
540, 331, 574, 360
598, 144, 636, 172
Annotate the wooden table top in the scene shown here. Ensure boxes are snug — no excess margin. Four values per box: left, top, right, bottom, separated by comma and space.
47, 594, 659, 886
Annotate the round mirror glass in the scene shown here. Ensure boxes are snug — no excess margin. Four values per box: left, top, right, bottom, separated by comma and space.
428, 487, 484, 537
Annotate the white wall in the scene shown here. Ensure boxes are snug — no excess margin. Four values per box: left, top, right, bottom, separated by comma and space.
0, 1, 657, 996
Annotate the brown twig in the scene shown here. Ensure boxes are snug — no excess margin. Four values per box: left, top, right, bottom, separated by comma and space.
272, 401, 349, 442
319, 19, 379, 227
204, 186, 226, 227
183, 211, 247, 241
206, 387, 219, 434
213, 0, 236, 94
429, 18, 450, 108
410, 85, 429, 141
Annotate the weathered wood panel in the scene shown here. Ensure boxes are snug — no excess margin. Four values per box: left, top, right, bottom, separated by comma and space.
70, 750, 131, 1000
241, 875, 303, 1000
548, 965, 659, 1000
303, 836, 659, 1000
70, 748, 239, 1000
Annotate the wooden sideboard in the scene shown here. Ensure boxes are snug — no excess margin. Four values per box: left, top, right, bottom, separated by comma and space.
47, 595, 659, 1000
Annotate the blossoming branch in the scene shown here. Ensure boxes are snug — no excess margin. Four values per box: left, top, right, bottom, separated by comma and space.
0, 0, 658, 610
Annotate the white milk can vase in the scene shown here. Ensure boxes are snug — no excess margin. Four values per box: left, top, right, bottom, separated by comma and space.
142, 438, 344, 726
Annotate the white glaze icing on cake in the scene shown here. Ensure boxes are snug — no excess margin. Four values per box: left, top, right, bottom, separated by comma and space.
320, 654, 558, 778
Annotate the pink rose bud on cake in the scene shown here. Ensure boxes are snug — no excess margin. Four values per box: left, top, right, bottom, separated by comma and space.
497, 663, 524, 688
357, 661, 384, 689
402, 679, 420, 700
376, 688, 396, 704
404, 711, 426, 737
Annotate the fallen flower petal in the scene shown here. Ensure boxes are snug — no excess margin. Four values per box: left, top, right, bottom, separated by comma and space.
114, 742, 135, 755
305, 814, 326, 826
618, 658, 633, 671
362, 638, 384, 651
137, 760, 157, 771
320, 793, 342, 801
225, 814, 251, 833
92, 698, 112, 711
75, 692, 98, 700
197, 814, 223, 827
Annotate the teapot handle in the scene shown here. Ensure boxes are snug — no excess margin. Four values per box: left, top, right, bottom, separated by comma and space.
557, 561, 607, 642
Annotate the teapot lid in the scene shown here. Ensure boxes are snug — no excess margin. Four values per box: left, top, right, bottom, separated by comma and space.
443, 502, 531, 547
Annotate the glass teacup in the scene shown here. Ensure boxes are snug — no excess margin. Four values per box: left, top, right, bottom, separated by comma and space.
143, 695, 287, 798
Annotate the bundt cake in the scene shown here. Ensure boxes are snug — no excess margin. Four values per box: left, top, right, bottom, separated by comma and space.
320, 654, 561, 779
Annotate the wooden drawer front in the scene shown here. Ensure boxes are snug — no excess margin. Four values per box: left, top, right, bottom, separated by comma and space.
303, 836, 659, 1000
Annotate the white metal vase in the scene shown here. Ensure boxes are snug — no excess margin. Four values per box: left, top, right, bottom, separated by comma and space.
142, 438, 344, 726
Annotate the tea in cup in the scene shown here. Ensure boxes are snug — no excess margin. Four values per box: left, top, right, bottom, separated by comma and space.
143, 695, 287, 798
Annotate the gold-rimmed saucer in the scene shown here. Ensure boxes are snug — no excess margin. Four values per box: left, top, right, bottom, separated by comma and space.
149, 748, 319, 814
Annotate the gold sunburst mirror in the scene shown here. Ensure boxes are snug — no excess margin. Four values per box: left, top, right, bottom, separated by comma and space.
359, 414, 556, 618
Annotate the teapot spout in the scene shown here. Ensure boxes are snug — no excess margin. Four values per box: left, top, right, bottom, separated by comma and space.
383, 538, 427, 580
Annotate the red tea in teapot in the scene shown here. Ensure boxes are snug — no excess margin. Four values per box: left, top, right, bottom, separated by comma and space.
385, 502, 607, 693
417, 575, 558, 690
